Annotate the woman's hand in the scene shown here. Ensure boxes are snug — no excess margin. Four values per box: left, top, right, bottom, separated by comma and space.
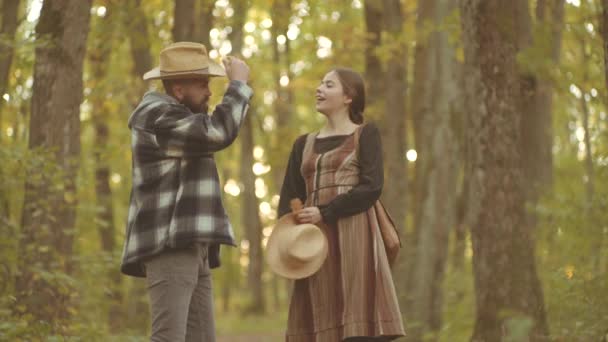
295, 206, 322, 224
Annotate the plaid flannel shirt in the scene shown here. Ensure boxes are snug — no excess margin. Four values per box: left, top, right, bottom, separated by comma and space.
121, 80, 253, 277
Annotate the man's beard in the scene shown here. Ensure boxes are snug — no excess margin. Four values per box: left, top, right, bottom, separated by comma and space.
181, 95, 209, 113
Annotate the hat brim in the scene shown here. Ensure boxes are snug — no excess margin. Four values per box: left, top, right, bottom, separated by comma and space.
142, 60, 226, 80
266, 214, 328, 280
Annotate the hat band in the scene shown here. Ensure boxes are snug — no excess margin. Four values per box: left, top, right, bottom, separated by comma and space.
160, 67, 210, 75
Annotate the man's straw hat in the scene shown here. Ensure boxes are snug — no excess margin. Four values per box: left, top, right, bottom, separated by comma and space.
143, 42, 226, 80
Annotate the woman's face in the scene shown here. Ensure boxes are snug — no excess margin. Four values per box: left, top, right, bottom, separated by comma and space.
315, 71, 352, 116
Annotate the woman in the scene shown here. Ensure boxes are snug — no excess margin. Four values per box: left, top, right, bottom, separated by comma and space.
278, 67, 405, 342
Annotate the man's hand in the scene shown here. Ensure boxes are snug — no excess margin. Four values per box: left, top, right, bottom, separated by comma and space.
222, 56, 249, 83
295, 206, 322, 225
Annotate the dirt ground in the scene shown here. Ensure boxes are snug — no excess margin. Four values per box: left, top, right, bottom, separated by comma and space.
217, 333, 283, 342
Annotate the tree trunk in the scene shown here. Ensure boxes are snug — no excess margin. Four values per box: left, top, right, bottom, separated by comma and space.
548, 0, 565, 63
577, 38, 600, 271
460, 0, 549, 340
15, 0, 92, 330
229, 0, 247, 54
89, 0, 123, 331
126, 0, 152, 97
0, 0, 20, 119
124, 0, 153, 329
580, 78, 594, 210
520, 0, 564, 203
520, 0, 564, 265
193, 0, 214, 47
172, 0, 196, 42
602, 0, 608, 93
240, 110, 266, 314
230, 2, 265, 314
517, 0, 542, 246
598, 1, 608, 274
363, 1, 384, 119
0, 0, 20, 220
382, 0, 408, 229
270, 3, 298, 307
381, 0, 408, 304
405, 0, 436, 321
407, 1, 460, 340
221, 180, 236, 313
270, 0, 294, 195
221, 246, 235, 312
452, 58, 468, 273
411, 0, 437, 227
218, 169, 239, 313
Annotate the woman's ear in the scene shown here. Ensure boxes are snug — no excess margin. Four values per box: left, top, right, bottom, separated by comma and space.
343, 96, 353, 105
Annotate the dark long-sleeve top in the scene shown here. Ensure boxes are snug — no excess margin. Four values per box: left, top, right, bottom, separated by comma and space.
278, 123, 383, 224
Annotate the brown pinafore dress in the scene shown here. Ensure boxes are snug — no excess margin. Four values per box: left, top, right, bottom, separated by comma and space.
285, 125, 405, 342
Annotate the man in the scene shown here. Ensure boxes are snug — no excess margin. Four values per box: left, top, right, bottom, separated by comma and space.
120, 42, 252, 341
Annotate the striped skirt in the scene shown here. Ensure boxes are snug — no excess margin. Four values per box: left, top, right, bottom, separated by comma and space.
285, 207, 405, 342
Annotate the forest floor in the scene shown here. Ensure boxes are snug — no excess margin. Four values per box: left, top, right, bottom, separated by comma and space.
214, 309, 285, 342
217, 333, 283, 342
